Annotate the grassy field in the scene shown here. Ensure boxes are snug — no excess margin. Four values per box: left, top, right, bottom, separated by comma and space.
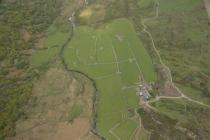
158, 0, 201, 13
7, 0, 210, 139
114, 120, 137, 140
137, 0, 153, 8
30, 19, 72, 67
64, 18, 156, 139
30, 47, 60, 66
44, 21, 71, 48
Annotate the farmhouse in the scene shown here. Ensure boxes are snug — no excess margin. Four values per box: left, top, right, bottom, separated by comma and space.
139, 84, 151, 101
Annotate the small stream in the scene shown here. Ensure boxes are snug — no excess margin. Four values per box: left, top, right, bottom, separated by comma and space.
59, 0, 106, 139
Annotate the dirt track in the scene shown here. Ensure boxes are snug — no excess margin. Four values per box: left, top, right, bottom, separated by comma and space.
204, 0, 210, 19
142, 0, 210, 108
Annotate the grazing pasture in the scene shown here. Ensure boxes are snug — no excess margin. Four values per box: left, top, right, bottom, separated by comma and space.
158, 0, 201, 14
30, 47, 60, 66
64, 18, 156, 139
30, 21, 72, 67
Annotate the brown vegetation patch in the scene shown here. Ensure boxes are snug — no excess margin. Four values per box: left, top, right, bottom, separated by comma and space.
77, 4, 106, 25
20, 29, 31, 42
53, 118, 90, 140
156, 81, 180, 97
6, 64, 99, 140
35, 33, 45, 49
79, 8, 93, 18
61, 0, 85, 17
6, 67, 24, 79
20, 49, 35, 56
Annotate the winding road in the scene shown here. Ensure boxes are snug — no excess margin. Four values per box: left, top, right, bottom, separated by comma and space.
141, 0, 210, 108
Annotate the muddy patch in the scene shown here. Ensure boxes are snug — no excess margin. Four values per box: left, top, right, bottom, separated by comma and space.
20, 29, 31, 42
156, 81, 181, 97
35, 33, 45, 49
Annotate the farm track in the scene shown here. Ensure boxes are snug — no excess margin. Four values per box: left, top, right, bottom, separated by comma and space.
86, 59, 131, 66
199, 71, 210, 79
111, 43, 121, 74
142, 0, 210, 108
128, 45, 144, 78
204, 0, 210, 19
109, 123, 121, 140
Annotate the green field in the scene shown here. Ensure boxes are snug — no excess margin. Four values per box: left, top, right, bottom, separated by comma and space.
30, 47, 60, 66
30, 21, 72, 67
44, 22, 71, 48
137, 0, 153, 8
158, 0, 200, 14
64, 18, 156, 139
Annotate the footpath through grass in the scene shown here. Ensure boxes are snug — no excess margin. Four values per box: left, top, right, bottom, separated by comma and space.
64, 18, 156, 139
